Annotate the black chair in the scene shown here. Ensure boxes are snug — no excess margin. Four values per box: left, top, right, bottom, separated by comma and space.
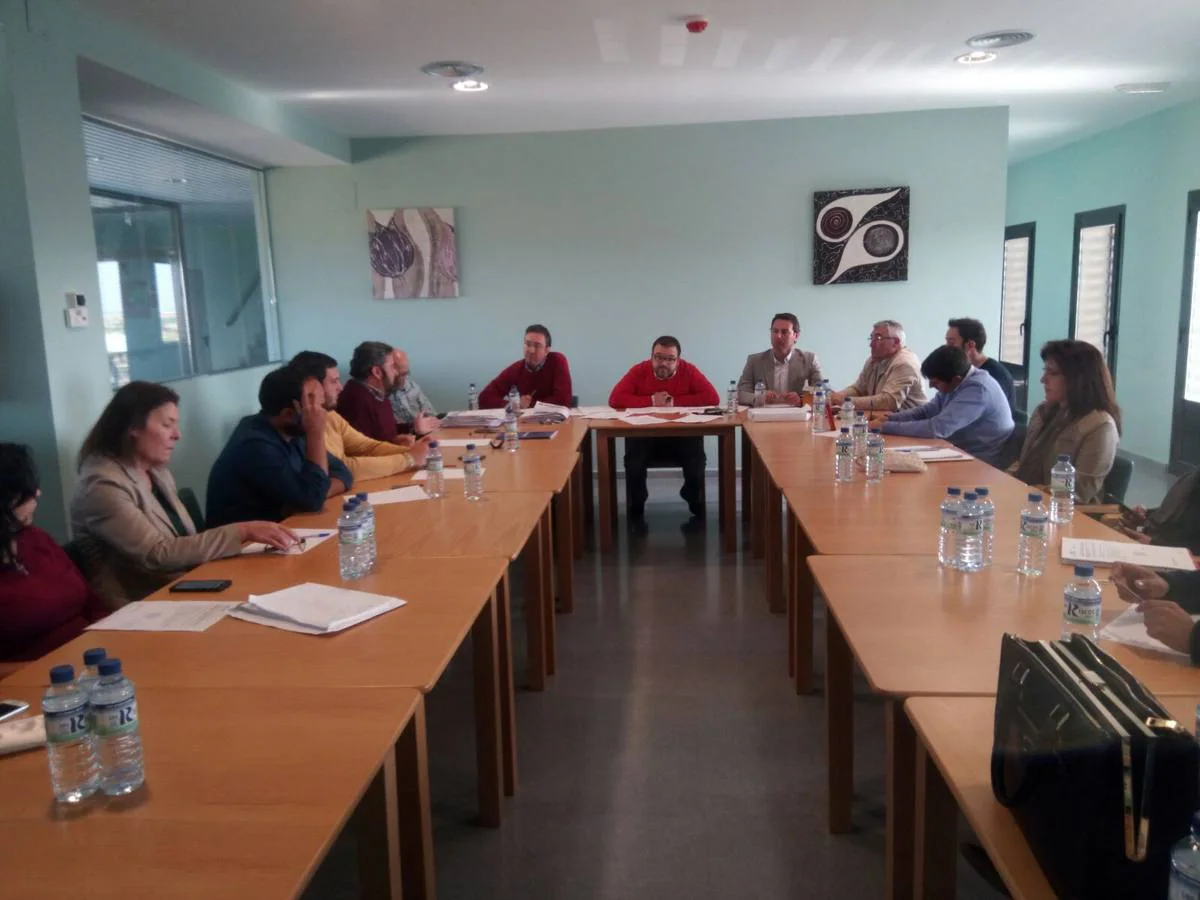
178, 487, 206, 531
1101, 455, 1134, 506
996, 422, 1027, 471
571, 394, 579, 407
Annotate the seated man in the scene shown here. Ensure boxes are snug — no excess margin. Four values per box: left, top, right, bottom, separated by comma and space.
736, 312, 822, 406
946, 317, 1015, 410
609, 336, 719, 529
877, 346, 1014, 465
206, 366, 352, 526
336, 341, 401, 442
479, 324, 573, 409
290, 351, 427, 481
390, 348, 440, 437
1112, 564, 1200, 663
829, 319, 927, 411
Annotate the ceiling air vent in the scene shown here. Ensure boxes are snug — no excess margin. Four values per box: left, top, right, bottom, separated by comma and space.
965, 31, 1035, 50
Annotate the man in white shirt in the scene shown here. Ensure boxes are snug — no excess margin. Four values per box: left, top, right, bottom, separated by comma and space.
736, 313, 823, 406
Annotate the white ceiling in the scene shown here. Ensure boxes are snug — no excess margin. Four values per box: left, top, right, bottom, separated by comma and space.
77, 0, 1200, 161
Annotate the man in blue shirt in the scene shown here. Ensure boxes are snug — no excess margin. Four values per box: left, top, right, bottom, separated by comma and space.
878, 345, 1014, 466
207, 366, 353, 526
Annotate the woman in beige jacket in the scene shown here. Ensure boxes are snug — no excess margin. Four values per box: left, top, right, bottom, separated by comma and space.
71, 382, 296, 608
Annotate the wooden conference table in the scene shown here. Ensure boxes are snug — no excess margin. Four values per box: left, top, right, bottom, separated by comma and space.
812, 554, 1200, 900
0, 684, 426, 900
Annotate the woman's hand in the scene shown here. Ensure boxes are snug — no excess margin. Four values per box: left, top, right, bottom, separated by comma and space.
1110, 563, 1169, 605
1140, 600, 1196, 655
239, 521, 300, 551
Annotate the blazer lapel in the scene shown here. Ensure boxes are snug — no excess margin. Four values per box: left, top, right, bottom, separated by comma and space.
117, 460, 179, 536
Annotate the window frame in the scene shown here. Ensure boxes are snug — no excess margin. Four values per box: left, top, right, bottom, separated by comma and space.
1068, 204, 1125, 377
1169, 189, 1200, 472
1000, 221, 1036, 369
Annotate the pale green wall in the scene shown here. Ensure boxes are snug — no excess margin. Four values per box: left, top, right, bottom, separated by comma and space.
269, 107, 1010, 421
1007, 98, 1200, 463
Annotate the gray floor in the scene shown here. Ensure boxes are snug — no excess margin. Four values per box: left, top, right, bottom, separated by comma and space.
304, 472, 1071, 900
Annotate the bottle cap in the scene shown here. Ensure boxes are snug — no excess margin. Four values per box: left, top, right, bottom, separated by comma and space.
469, 382, 476, 387
947, 487, 961, 495
869, 428, 881, 434
1057, 454, 1070, 461
342, 499, 357, 511
97, 658, 123, 677
466, 443, 476, 450
975, 487, 989, 497
964, 492, 977, 501
1073, 564, 1094, 578
1027, 492, 1042, 502
49, 664, 75, 684
840, 427, 849, 433
83, 648, 107, 666
428, 441, 439, 449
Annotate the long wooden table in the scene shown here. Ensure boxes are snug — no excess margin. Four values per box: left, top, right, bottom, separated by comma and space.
907, 694, 1200, 899
591, 414, 740, 554
0, 685, 428, 900
811, 554, 1200, 900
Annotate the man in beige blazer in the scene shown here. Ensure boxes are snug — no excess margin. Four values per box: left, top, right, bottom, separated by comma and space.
829, 319, 927, 412
736, 313, 823, 406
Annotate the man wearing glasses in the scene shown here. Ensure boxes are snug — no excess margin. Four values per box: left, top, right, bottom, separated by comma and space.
828, 319, 927, 411
736, 313, 823, 406
609, 336, 720, 531
478, 324, 574, 409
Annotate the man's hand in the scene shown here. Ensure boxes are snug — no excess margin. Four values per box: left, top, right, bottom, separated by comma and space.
1122, 505, 1148, 527
519, 395, 534, 410
764, 390, 780, 404
827, 390, 846, 406
871, 411, 893, 426
393, 434, 416, 448
413, 413, 440, 436
782, 391, 802, 406
651, 392, 674, 407
1114, 524, 1153, 544
1141, 600, 1195, 654
408, 440, 429, 468
299, 382, 327, 435
1110, 563, 1169, 605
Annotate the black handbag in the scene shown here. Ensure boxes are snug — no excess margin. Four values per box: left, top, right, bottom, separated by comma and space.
991, 633, 1199, 899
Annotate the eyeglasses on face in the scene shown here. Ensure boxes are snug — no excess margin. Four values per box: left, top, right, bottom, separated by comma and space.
652, 354, 679, 364
868, 334, 898, 344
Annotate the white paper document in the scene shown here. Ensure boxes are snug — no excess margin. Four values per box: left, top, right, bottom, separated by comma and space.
1099, 607, 1193, 662
1060, 537, 1195, 571
229, 583, 406, 635
368, 486, 429, 505
87, 600, 233, 632
522, 401, 571, 417
412, 467, 480, 481
241, 527, 336, 556
916, 448, 974, 462
430, 438, 479, 447
621, 415, 672, 426
673, 413, 723, 423
621, 406, 715, 415
575, 406, 625, 419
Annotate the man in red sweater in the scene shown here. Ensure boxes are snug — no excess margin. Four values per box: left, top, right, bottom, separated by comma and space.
336, 341, 404, 442
479, 325, 573, 409
608, 336, 719, 530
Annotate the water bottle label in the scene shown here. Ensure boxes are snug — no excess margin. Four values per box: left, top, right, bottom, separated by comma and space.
427, 459, 443, 473
44, 704, 90, 744
1020, 515, 1048, 539
1063, 593, 1101, 626
465, 459, 483, 475
941, 510, 959, 530
91, 697, 138, 737
959, 517, 984, 536
339, 523, 365, 544
1051, 473, 1074, 493
981, 514, 995, 534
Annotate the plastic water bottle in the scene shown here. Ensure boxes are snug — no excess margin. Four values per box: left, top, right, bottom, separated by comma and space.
337, 498, 369, 580
1169, 812, 1200, 899
503, 408, 520, 452
507, 385, 521, 416
840, 397, 855, 430
852, 412, 869, 457
938, 487, 963, 566
725, 380, 737, 417
834, 428, 855, 482
974, 487, 995, 565
1061, 564, 1102, 640
424, 441, 445, 498
956, 492, 985, 572
76, 647, 107, 696
812, 382, 827, 430
1050, 454, 1076, 524
42, 664, 99, 804
753, 380, 766, 408
467, 383, 479, 411
865, 429, 885, 483
464, 443, 485, 500
1017, 492, 1050, 576
354, 492, 377, 570
90, 658, 144, 796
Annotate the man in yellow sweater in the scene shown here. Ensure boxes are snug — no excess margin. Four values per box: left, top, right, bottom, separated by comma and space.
289, 351, 427, 481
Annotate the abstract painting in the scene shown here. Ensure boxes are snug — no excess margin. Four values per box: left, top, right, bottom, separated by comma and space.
812, 187, 909, 285
367, 207, 459, 299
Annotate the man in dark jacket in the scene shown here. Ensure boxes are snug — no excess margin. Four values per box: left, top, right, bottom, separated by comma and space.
1112, 564, 1200, 663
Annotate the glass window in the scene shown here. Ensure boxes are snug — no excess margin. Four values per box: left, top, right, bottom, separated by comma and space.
1070, 206, 1125, 375
1000, 223, 1034, 366
83, 119, 280, 390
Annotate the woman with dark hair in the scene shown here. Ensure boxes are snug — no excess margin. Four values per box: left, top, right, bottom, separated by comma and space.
71, 382, 297, 608
1012, 340, 1121, 503
0, 444, 103, 661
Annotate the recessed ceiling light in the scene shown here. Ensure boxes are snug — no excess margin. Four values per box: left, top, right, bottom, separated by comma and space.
955, 51, 997, 65
452, 79, 489, 92
966, 31, 1035, 50
421, 61, 484, 79
1115, 82, 1169, 94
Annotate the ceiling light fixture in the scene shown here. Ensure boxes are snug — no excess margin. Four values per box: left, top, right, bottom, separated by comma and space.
965, 30, 1035, 50
1115, 82, 1169, 94
955, 51, 997, 65
452, 79, 489, 92
420, 61, 484, 79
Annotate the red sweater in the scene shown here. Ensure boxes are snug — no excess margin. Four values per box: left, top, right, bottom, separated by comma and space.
0, 527, 104, 662
336, 379, 397, 442
608, 359, 720, 409
479, 352, 573, 408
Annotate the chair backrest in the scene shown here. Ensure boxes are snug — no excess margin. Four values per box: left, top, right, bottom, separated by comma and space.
178, 487, 206, 531
1102, 455, 1134, 505
996, 422, 1027, 471
571, 394, 579, 408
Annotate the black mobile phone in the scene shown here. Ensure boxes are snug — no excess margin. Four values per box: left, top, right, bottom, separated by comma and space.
169, 579, 232, 593
702, 407, 725, 416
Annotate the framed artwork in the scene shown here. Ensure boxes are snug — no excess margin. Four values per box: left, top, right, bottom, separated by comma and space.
812, 187, 909, 285
367, 207, 459, 299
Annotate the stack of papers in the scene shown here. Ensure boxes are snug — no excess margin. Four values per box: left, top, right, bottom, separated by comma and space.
521, 401, 570, 423
747, 406, 811, 422
622, 414, 671, 426
87, 601, 233, 632
1060, 537, 1195, 571
915, 448, 973, 462
575, 406, 625, 419
367, 486, 429, 504
229, 583, 406, 635
1100, 607, 1193, 662
442, 410, 504, 428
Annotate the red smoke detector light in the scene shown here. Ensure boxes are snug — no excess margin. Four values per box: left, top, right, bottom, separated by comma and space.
685, 17, 708, 34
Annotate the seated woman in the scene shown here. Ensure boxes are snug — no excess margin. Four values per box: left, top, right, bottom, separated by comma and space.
0, 444, 104, 662
1112, 563, 1200, 662
1115, 470, 1200, 554
1012, 340, 1120, 504
71, 381, 298, 608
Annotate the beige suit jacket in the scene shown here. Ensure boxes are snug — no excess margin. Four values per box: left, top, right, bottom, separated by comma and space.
843, 347, 928, 411
736, 349, 823, 405
70, 455, 242, 608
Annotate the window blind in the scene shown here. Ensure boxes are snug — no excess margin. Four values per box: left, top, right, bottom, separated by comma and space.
1073, 223, 1116, 357
999, 236, 1029, 365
